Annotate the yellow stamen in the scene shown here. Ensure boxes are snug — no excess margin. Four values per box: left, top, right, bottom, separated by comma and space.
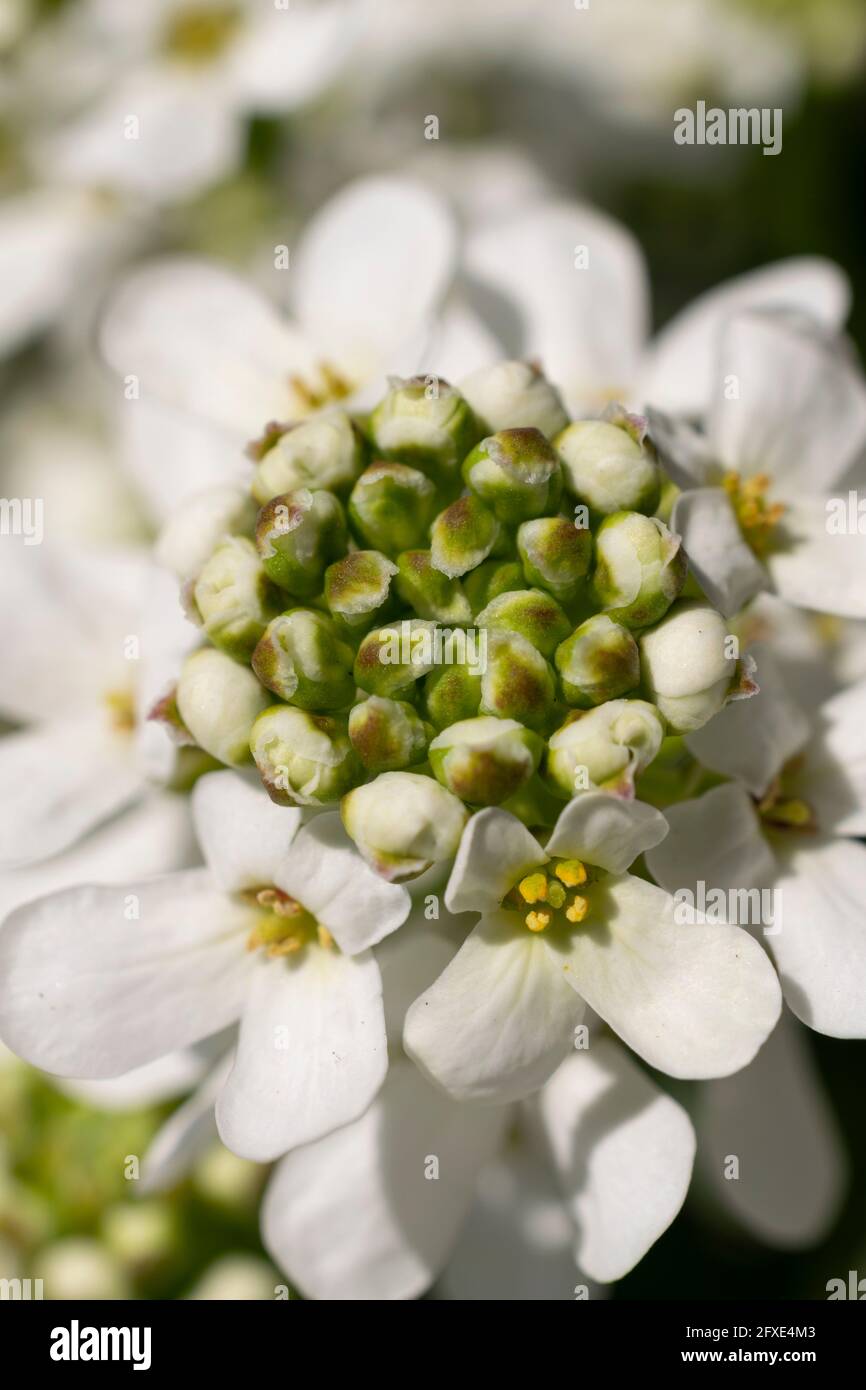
518, 872, 549, 905
525, 909, 552, 933
317, 924, 335, 950
722, 469, 785, 556
546, 880, 566, 910
105, 689, 136, 734
767, 797, 813, 828
565, 895, 590, 924
553, 859, 587, 888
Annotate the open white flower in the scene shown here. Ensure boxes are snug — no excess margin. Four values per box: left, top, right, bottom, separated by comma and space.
403, 792, 781, 1103
0, 770, 411, 1162
650, 309, 866, 618
646, 645, 866, 1039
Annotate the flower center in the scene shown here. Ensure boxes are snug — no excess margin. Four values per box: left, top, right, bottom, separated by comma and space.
163, 5, 242, 66
756, 757, 815, 831
503, 858, 593, 933
243, 886, 334, 958
104, 688, 136, 734
722, 471, 785, 556
288, 362, 354, 414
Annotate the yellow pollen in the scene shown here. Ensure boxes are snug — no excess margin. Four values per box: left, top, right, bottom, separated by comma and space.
766, 797, 813, 828
722, 470, 785, 555
243, 886, 326, 956
554, 859, 587, 888
163, 6, 241, 65
105, 689, 136, 734
525, 909, 552, 933
518, 872, 549, 905
288, 362, 353, 413
565, 895, 590, 924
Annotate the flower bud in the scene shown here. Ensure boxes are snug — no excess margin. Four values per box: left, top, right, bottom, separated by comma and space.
517, 515, 592, 603
555, 614, 640, 707
354, 618, 439, 696
476, 588, 570, 658
249, 410, 365, 505
429, 715, 543, 806
255, 488, 347, 597
555, 409, 661, 517
544, 698, 665, 798
395, 550, 472, 624
324, 550, 397, 630
369, 376, 481, 486
251, 608, 355, 710
348, 695, 432, 773
341, 770, 468, 881
430, 494, 500, 579
462, 427, 562, 524
463, 557, 525, 613
479, 630, 558, 733
638, 599, 739, 733
423, 661, 483, 730
347, 461, 438, 555
177, 648, 270, 766
459, 360, 569, 438
156, 484, 257, 580
192, 535, 277, 660
250, 706, 362, 805
591, 511, 687, 629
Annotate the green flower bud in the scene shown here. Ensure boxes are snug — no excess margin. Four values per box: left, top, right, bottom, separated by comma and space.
638, 599, 739, 733
463, 557, 525, 613
255, 488, 347, 597
354, 618, 439, 696
250, 706, 362, 806
430, 494, 500, 579
545, 698, 665, 798
460, 360, 569, 437
555, 614, 640, 707
462, 427, 562, 524
476, 587, 571, 658
369, 375, 481, 486
395, 550, 472, 624
347, 461, 438, 555
591, 511, 687, 629
156, 484, 257, 579
341, 770, 468, 881
251, 608, 355, 709
324, 550, 398, 630
177, 648, 270, 766
479, 630, 558, 733
423, 661, 482, 730
192, 535, 277, 660
348, 695, 431, 773
517, 515, 592, 603
555, 409, 661, 517
249, 410, 365, 505
429, 715, 543, 806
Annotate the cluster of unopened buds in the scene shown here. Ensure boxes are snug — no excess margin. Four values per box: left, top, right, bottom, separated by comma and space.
160, 359, 755, 892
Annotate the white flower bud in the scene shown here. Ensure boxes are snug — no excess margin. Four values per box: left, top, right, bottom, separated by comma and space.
342, 771, 469, 881
249, 410, 365, 505
555, 412, 661, 516
192, 535, 276, 660
429, 715, 542, 806
176, 648, 270, 766
545, 698, 665, 797
638, 599, 738, 733
460, 360, 569, 438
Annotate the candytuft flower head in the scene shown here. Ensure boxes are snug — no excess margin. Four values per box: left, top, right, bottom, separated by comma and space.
591, 511, 687, 629
370, 375, 481, 489
545, 698, 665, 798
462, 427, 562, 524
342, 771, 468, 881
638, 599, 747, 733
250, 706, 362, 806
251, 609, 355, 710
429, 715, 543, 806
249, 409, 366, 506
555, 408, 661, 518
459, 359, 569, 438
255, 488, 347, 597
347, 462, 438, 556
555, 614, 640, 708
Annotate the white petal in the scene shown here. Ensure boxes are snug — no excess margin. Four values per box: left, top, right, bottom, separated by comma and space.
638, 258, 850, 415
425, 299, 502, 381
768, 834, 866, 1037
117, 398, 249, 522
766, 493, 866, 619
192, 769, 301, 894
141, 1054, 232, 1194
646, 783, 777, 897
0, 716, 144, 868
797, 680, 866, 836
465, 200, 649, 411
645, 407, 716, 487
292, 177, 456, 366
539, 1039, 695, 1282
685, 643, 810, 795
548, 873, 782, 1079
708, 311, 866, 488
261, 1057, 507, 1300
58, 1048, 211, 1114
0, 870, 254, 1076
216, 947, 387, 1161
546, 791, 669, 873
228, 0, 359, 111
404, 912, 583, 1104
374, 909, 458, 1046
274, 816, 410, 954
444, 807, 545, 915
671, 488, 767, 617
694, 1010, 846, 1248
100, 257, 315, 436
